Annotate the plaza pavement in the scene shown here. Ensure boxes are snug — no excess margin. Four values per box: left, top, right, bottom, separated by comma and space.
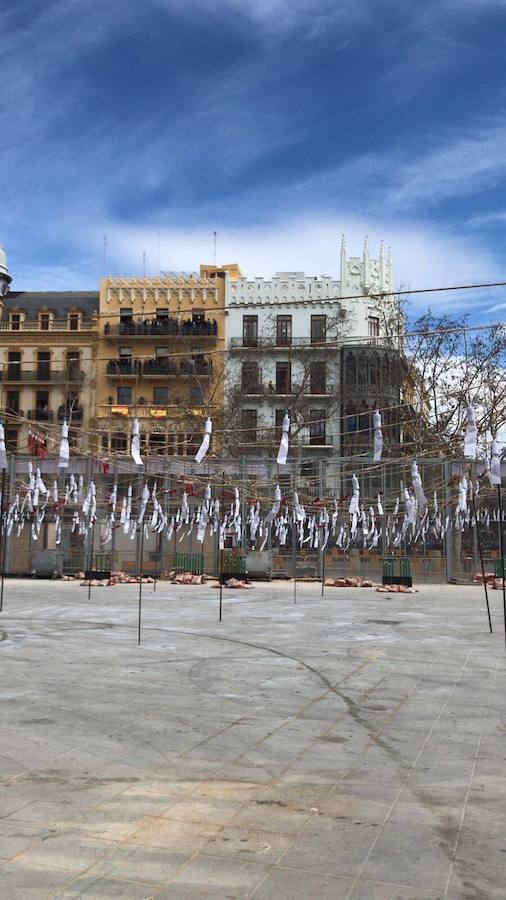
0, 578, 505, 899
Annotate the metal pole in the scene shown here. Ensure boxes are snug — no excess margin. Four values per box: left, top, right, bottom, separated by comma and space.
219, 471, 224, 622
497, 485, 506, 647
321, 537, 326, 596
87, 517, 95, 601
0, 467, 7, 612
138, 521, 145, 645
470, 492, 492, 633
292, 507, 297, 604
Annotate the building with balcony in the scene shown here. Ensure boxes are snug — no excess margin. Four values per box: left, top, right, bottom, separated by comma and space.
0, 245, 98, 455
225, 238, 404, 458
97, 264, 240, 457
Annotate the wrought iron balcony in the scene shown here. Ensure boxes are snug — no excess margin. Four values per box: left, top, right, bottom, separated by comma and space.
27, 409, 54, 422
3, 368, 83, 383
57, 407, 84, 423
106, 358, 212, 377
180, 360, 212, 377
229, 335, 399, 351
142, 360, 178, 377
103, 319, 218, 339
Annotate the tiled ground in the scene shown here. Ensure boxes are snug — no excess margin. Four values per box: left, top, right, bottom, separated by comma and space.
0, 578, 505, 898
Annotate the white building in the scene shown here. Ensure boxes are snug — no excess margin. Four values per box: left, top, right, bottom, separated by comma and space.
225, 238, 402, 457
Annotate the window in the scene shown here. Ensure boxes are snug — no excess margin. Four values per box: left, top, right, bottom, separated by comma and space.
190, 386, 204, 406
311, 315, 326, 344
276, 315, 292, 346
101, 433, 109, 452
309, 409, 326, 445
10, 313, 21, 331
275, 362, 291, 394
7, 351, 21, 380
5, 429, 18, 452
118, 347, 132, 372
69, 313, 79, 331
242, 315, 258, 347
6, 391, 20, 415
117, 386, 132, 405
37, 351, 50, 380
368, 316, 380, 337
111, 431, 128, 452
149, 432, 166, 454
186, 432, 200, 455
275, 408, 287, 443
344, 352, 356, 387
40, 313, 50, 331
120, 308, 134, 334
241, 409, 257, 443
310, 361, 326, 394
35, 390, 50, 420
155, 346, 168, 358
66, 351, 80, 380
153, 386, 169, 405
241, 362, 260, 394
156, 308, 169, 322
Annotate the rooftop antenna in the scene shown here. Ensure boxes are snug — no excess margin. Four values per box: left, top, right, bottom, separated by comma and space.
142, 250, 146, 277
102, 235, 107, 276
213, 230, 217, 267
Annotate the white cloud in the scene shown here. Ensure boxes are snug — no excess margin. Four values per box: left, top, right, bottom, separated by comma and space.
85, 214, 502, 315
386, 124, 506, 211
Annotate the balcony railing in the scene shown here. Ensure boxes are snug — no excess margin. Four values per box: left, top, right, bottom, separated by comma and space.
27, 409, 54, 422
57, 408, 84, 422
106, 359, 212, 377
342, 382, 400, 397
0, 320, 94, 332
229, 335, 399, 350
104, 319, 218, 338
240, 381, 335, 398
3, 368, 83, 383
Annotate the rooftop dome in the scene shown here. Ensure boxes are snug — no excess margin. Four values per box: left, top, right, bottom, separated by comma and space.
0, 245, 12, 283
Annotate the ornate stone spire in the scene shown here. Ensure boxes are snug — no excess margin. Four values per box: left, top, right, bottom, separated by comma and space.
0, 244, 12, 297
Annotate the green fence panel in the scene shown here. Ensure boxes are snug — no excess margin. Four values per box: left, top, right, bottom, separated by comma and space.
399, 557, 412, 578
174, 552, 204, 574
494, 558, 505, 578
383, 558, 395, 578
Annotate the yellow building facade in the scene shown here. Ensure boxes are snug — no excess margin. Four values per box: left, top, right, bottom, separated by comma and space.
97, 265, 240, 458
0, 289, 98, 457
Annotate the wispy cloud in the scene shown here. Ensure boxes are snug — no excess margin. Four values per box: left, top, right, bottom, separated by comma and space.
48, 214, 500, 318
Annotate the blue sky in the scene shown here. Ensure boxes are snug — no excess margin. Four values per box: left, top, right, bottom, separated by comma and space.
2, 0, 506, 318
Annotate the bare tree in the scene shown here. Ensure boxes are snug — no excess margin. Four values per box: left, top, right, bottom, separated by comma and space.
405, 312, 506, 456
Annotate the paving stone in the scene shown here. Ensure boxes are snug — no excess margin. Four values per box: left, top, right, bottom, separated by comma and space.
1, 579, 505, 899
156, 854, 269, 897
252, 867, 355, 899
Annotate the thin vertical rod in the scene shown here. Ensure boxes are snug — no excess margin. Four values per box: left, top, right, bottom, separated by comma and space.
321, 539, 326, 596
87, 518, 95, 601
0, 468, 7, 612
470, 494, 492, 633
219, 471, 224, 622
497, 485, 506, 647
138, 522, 145, 646
292, 514, 297, 605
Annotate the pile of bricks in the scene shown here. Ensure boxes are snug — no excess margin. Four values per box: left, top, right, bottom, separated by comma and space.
473, 572, 506, 590
324, 577, 377, 588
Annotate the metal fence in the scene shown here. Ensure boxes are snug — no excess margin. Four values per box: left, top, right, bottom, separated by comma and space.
1, 453, 504, 584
